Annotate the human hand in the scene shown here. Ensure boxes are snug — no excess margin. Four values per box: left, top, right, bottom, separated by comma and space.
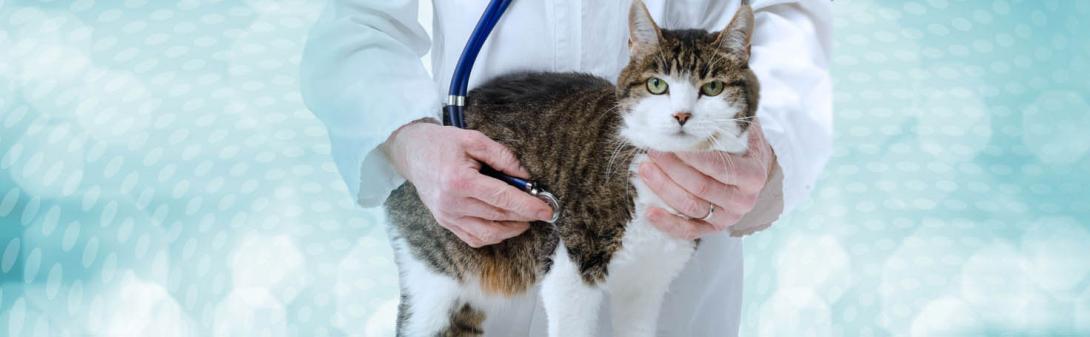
383, 120, 553, 247
638, 124, 776, 240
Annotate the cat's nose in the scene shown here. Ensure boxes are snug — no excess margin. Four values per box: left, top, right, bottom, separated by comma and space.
673, 112, 692, 126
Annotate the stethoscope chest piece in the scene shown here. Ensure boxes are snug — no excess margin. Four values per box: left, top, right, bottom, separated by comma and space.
528, 184, 561, 224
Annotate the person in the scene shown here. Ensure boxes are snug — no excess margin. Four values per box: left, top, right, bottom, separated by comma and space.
300, 0, 831, 336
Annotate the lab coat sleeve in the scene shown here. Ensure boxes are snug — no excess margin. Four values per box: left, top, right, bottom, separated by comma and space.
671, 0, 833, 234
748, 0, 833, 214
300, 0, 439, 207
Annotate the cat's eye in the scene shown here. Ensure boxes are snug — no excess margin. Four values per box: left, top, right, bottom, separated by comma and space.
646, 77, 668, 95
701, 81, 725, 96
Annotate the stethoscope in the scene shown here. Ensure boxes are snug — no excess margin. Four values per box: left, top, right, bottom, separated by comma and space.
441, 0, 561, 224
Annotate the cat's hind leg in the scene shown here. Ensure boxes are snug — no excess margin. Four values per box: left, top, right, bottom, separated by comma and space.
540, 244, 605, 337
395, 241, 484, 337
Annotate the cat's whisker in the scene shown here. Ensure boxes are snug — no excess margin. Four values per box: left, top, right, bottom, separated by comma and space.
605, 141, 628, 181
708, 115, 756, 123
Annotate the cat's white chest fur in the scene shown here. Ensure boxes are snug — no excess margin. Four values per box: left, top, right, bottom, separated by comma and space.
612, 153, 697, 266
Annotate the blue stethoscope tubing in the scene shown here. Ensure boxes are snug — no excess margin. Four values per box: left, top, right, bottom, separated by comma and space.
442, 0, 561, 223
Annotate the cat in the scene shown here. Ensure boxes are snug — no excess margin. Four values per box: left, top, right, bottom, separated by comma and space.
383, 1, 758, 336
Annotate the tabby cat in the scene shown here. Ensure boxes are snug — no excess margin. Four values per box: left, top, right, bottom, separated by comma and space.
384, 2, 758, 336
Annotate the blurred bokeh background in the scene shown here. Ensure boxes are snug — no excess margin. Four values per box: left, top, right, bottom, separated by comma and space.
1, 0, 1088, 336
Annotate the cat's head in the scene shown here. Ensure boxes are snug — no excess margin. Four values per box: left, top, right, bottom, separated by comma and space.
616, 1, 759, 154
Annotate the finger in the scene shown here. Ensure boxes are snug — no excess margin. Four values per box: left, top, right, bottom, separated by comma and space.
646, 207, 717, 240
674, 151, 765, 192
649, 151, 760, 212
702, 204, 745, 231
458, 216, 530, 246
638, 161, 713, 219
461, 130, 531, 178
646, 151, 732, 208
458, 198, 541, 222
466, 173, 554, 221
439, 218, 486, 248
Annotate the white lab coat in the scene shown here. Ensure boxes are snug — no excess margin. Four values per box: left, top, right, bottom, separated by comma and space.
301, 0, 832, 336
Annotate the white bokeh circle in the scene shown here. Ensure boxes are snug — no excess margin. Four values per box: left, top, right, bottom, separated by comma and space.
1022, 91, 1090, 165
1020, 216, 1090, 295
915, 87, 993, 162
85, 271, 194, 337
775, 235, 853, 303
212, 288, 288, 337
877, 218, 982, 334
7, 12, 94, 116
908, 297, 981, 337
959, 241, 1037, 330
229, 234, 307, 303
73, 68, 155, 144
757, 287, 832, 337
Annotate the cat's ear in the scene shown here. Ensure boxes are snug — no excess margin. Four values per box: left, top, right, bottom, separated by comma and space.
628, 0, 662, 54
715, 4, 755, 61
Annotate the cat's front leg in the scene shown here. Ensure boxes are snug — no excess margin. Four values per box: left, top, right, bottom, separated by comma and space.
540, 244, 604, 337
606, 218, 697, 337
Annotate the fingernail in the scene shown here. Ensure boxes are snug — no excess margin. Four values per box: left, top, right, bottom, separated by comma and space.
538, 209, 552, 221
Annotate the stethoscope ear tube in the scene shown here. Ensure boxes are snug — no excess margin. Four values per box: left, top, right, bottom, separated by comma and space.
443, 0, 561, 224
444, 0, 512, 128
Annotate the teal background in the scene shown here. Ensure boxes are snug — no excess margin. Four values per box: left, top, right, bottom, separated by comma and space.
1, 0, 1088, 336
